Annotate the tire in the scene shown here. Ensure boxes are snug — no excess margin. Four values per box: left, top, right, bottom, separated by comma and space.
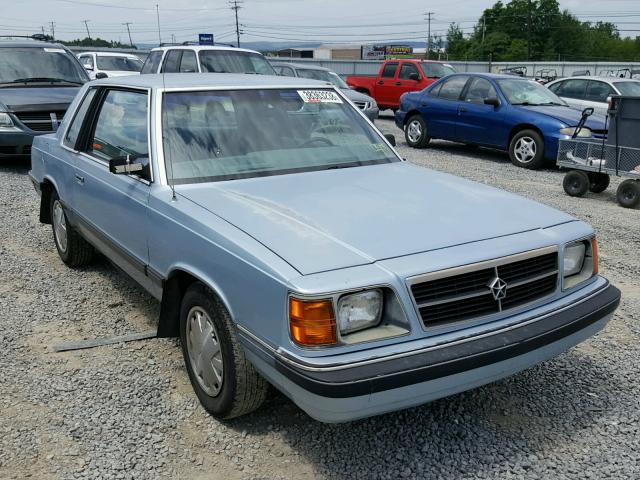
563, 170, 590, 197
50, 191, 94, 267
588, 172, 610, 193
180, 282, 268, 419
508, 129, 545, 169
616, 179, 640, 209
404, 115, 430, 148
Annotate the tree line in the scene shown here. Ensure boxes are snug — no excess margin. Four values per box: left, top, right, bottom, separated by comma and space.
445, 0, 640, 62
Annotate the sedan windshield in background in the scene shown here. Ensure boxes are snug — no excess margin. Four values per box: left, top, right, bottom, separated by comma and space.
614, 81, 640, 96
96, 56, 143, 72
0, 47, 88, 84
498, 79, 566, 105
296, 68, 349, 89
420, 63, 456, 79
162, 88, 398, 184
198, 51, 275, 75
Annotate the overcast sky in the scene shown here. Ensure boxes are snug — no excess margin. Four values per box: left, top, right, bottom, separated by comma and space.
4, 0, 640, 45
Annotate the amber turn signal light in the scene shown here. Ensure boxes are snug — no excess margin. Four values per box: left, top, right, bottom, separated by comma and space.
591, 238, 598, 275
289, 297, 337, 346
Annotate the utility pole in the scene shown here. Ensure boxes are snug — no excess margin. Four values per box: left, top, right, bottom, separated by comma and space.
480, 15, 486, 59
49, 21, 55, 40
425, 12, 433, 60
230, 0, 243, 48
82, 20, 91, 41
527, 0, 532, 61
40, 26, 45, 35
123, 22, 133, 47
156, 4, 162, 46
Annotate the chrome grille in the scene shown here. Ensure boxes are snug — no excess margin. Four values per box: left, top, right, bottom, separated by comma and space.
14, 110, 66, 132
409, 249, 558, 327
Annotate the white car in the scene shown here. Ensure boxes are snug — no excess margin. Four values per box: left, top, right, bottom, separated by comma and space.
547, 76, 640, 116
140, 45, 276, 75
77, 52, 143, 79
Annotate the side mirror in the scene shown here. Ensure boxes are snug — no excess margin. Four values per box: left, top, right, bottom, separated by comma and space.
109, 155, 145, 175
95, 72, 108, 79
484, 97, 500, 107
409, 73, 420, 82
384, 133, 396, 147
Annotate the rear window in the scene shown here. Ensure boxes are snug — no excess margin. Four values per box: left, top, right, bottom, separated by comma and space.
96, 56, 142, 72
198, 50, 275, 75
614, 81, 640, 96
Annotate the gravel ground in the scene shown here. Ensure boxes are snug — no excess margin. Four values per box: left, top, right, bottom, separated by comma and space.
1, 116, 639, 479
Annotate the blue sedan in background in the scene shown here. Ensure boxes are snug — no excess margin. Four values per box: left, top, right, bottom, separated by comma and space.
395, 73, 608, 169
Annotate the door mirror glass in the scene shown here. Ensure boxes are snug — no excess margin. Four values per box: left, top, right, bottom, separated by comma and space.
484, 97, 500, 107
409, 72, 420, 81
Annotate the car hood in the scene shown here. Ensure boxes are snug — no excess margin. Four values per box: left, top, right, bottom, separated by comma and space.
515, 105, 606, 128
341, 88, 374, 103
179, 162, 574, 275
0, 86, 80, 111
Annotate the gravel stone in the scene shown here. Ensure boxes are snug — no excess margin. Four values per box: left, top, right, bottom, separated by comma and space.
0, 115, 638, 479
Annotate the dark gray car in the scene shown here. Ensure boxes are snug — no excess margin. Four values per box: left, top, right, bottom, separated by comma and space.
272, 62, 379, 122
0, 38, 88, 158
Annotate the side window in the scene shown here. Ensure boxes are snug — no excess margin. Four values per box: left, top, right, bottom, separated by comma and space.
557, 79, 587, 99
381, 63, 398, 78
64, 88, 97, 149
180, 50, 198, 73
162, 50, 181, 73
437, 76, 469, 100
280, 67, 295, 77
428, 82, 443, 97
547, 81, 563, 94
585, 81, 614, 102
141, 51, 162, 74
79, 55, 93, 69
88, 90, 149, 179
463, 77, 497, 104
399, 63, 420, 80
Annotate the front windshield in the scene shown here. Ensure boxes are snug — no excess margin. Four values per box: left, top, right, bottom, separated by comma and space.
497, 79, 566, 105
96, 56, 143, 72
614, 81, 640, 96
420, 63, 456, 78
198, 51, 276, 75
296, 68, 349, 89
0, 47, 88, 84
162, 88, 398, 184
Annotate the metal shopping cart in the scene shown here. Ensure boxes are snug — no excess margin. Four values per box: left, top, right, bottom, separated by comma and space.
557, 96, 640, 208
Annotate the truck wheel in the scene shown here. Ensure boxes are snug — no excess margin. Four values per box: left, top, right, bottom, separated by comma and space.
616, 180, 640, 209
588, 172, 610, 193
405, 115, 430, 148
180, 282, 268, 419
563, 170, 590, 197
508, 129, 545, 169
50, 192, 94, 267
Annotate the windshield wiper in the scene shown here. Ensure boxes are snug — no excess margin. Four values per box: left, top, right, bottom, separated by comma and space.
8, 77, 83, 85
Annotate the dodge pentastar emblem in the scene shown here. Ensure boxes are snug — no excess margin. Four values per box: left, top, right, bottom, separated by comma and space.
488, 276, 508, 301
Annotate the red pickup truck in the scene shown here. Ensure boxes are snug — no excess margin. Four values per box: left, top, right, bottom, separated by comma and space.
346, 59, 456, 111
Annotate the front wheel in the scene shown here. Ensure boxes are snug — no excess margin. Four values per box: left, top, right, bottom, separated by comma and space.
50, 191, 94, 267
616, 179, 640, 209
563, 170, 590, 197
404, 115, 430, 148
180, 282, 268, 419
508, 129, 545, 169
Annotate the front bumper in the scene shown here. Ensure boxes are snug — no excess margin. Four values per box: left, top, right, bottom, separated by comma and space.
241, 282, 620, 422
0, 130, 36, 157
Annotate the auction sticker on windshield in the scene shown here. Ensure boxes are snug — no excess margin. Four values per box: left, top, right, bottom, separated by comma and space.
298, 90, 343, 103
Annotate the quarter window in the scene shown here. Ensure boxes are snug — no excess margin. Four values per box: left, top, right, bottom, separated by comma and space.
463, 77, 497, 104
437, 76, 468, 100
141, 51, 162, 74
180, 50, 198, 73
88, 90, 148, 172
399, 63, 420, 80
585, 81, 614, 102
64, 88, 97, 149
381, 63, 398, 78
162, 50, 181, 73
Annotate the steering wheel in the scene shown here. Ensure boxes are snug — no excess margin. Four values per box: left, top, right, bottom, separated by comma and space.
300, 137, 334, 148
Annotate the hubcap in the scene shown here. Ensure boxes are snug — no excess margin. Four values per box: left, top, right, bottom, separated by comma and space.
52, 200, 68, 253
514, 136, 537, 163
186, 306, 224, 397
407, 120, 423, 143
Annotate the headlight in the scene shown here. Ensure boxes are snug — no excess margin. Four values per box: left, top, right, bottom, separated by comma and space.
563, 238, 598, 290
0, 112, 15, 129
337, 290, 382, 334
560, 126, 592, 138
369, 99, 377, 109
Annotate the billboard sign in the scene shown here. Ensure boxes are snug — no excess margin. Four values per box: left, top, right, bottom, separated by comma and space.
199, 33, 214, 45
362, 45, 413, 60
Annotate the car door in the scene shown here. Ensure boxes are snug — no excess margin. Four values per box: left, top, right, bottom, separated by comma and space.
161, 50, 181, 73
376, 62, 399, 107
419, 75, 469, 139
554, 79, 588, 110
397, 62, 422, 100
72, 87, 154, 293
584, 80, 615, 116
456, 77, 504, 146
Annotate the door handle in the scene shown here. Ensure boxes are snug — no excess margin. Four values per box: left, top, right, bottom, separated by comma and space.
377, 80, 384, 85
394, 82, 401, 86
75, 173, 85, 184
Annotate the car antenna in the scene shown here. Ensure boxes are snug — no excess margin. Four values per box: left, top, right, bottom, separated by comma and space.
160, 70, 177, 201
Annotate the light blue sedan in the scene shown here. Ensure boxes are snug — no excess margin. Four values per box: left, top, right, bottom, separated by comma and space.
29, 74, 620, 423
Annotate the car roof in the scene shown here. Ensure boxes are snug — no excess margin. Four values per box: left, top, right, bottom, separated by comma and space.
271, 62, 330, 72
78, 51, 140, 58
0, 39, 69, 49
150, 45, 262, 55
448, 72, 531, 80
90, 72, 331, 89
547, 76, 640, 84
